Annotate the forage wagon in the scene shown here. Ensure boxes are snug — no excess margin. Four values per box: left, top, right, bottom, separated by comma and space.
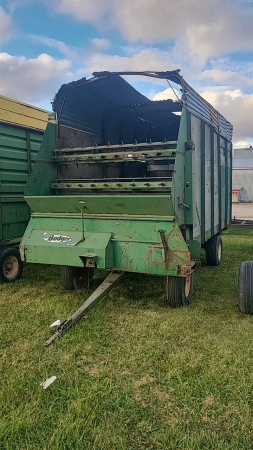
0, 95, 48, 282
19, 71, 232, 343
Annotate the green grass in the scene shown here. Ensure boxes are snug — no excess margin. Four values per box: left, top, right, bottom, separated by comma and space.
1, 228, 253, 449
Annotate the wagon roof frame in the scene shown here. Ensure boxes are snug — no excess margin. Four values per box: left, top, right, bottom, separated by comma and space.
52, 70, 232, 142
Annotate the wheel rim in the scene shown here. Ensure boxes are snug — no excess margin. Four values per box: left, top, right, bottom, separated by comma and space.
218, 241, 222, 262
3, 256, 19, 280
185, 275, 191, 298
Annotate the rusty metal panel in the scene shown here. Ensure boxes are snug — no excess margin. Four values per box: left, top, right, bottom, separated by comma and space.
58, 125, 101, 149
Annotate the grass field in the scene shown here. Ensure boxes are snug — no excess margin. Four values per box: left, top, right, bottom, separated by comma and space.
1, 228, 253, 449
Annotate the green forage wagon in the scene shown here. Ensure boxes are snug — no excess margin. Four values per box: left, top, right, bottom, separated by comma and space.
20, 71, 232, 342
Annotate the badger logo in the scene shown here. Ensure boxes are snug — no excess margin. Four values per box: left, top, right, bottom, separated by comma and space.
43, 232, 72, 243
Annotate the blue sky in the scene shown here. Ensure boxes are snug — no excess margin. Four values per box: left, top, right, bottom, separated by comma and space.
0, 0, 253, 146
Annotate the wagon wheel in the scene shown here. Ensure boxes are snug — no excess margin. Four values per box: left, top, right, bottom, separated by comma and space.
205, 235, 222, 266
0, 246, 23, 282
166, 273, 193, 308
62, 266, 94, 290
238, 261, 253, 314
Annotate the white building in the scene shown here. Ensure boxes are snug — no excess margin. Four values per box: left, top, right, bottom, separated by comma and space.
233, 147, 253, 202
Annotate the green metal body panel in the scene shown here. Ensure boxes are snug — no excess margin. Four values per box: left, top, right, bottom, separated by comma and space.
20, 214, 190, 276
25, 194, 174, 216
20, 74, 232, 278
0, 122, 45, 244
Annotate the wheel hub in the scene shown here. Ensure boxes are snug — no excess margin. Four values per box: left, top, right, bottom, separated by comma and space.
3, 256, 19, 280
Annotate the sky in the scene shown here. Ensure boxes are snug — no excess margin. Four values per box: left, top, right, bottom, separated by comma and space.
0, 0, 253, 147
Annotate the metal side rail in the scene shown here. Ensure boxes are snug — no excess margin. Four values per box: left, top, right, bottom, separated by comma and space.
44, 271, 124, 347
229, 218, 253, 228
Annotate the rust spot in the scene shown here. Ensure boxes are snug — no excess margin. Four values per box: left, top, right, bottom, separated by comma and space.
160, 220, 191, 275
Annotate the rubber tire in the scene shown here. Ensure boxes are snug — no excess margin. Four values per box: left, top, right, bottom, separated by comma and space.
166, 274, 193, 308
0, 246, 23, 282
238, 261, 253, 314
205, 234, 222, 266
62, 266, 75, 290
62, 266, 94, 291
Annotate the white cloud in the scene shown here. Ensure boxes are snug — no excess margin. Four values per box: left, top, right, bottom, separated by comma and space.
0, 6, 15, 46
77, 48, 179, 79
7, 0, 32, 14
0, 45, 181, 107
30, 35, 72, 56
28, 34, 83, 63
0, 42, 250, 144
49, 43, 253, 145
201, 89, 253, 142
48, 0, 253, 64
52, 0, 114, 25
152, 87, 180, 101
234, 140, 253, 149
0, 52, 72, 104
90, 38, 111, 51
201, 68, 253, 90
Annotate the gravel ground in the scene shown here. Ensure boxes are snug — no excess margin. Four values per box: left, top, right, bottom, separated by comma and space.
232, 203, 253, 220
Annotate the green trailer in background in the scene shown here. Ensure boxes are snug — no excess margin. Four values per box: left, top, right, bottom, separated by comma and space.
0, 95, 48, 282
20, 71, 233, 342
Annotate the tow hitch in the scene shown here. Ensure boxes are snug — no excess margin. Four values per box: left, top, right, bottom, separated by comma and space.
44, 271, 124, 346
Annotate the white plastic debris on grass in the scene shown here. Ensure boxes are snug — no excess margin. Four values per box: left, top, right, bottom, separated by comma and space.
40, 376, 57, 389
50, 320, 61, 328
